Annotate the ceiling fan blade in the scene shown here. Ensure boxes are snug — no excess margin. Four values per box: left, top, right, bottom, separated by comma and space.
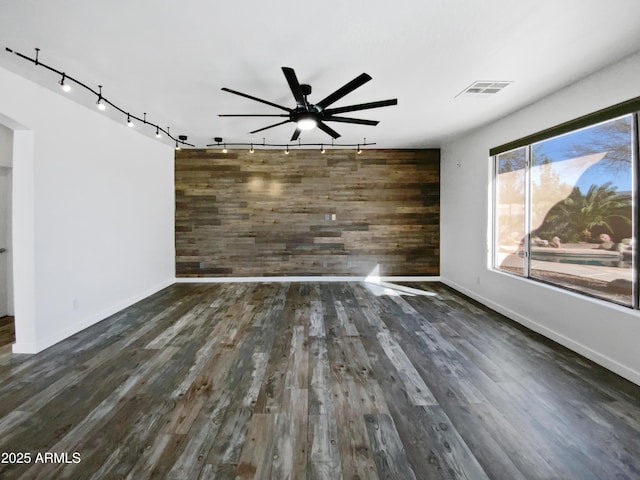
221, 87, 291, 112
316, 121, 341, 139
324, 116, 379, 126
249, 119, 292, 134
218, 114, 289, 117
324, 99, 398, 115
282, 67, 307, 108
316, 73, 372, 109
291, 128, 301, 141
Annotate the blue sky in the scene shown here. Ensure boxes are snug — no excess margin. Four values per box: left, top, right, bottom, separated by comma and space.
532, 115, 633, 193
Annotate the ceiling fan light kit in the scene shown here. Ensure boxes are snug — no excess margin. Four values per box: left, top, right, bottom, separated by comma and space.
296, 113, 318, 131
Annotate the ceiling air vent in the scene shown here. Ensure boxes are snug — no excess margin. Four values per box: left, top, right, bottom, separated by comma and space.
456, 80, 513, 98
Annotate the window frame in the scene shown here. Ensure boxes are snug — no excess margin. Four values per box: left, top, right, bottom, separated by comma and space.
491, 96, 640, 157
491, 102, 639, 309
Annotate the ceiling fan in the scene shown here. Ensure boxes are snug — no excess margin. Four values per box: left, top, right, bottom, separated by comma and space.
219, 67, 398, 141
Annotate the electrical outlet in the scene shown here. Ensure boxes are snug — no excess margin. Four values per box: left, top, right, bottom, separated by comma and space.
199, 262, 205, 269
322, 259, 328, 268
331, 213, 336, 221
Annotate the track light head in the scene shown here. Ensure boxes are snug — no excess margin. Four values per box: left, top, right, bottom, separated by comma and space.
222, 144, 228, 153
59, 73, 71, 92
127, 114, 134, 127
96, 85, 106, 110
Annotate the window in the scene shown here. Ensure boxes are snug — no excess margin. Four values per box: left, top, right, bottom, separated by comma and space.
495, 147, 527, 276
493, 112, 636, 307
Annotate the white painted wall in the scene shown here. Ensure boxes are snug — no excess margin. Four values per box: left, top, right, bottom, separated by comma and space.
0, 66, 175, 353
441, 51, 640, 386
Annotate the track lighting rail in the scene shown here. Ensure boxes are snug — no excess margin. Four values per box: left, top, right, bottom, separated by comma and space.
5, 46, 195, 147
204, 138, 375, 150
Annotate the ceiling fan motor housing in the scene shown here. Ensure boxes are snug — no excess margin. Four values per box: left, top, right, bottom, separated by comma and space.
291, 108, 320, 123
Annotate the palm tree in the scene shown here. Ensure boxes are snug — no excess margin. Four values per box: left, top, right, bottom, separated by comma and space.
535, 182, 631, 241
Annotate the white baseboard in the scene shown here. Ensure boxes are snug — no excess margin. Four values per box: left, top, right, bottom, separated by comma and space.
175, 275, 441, 283
440, 276, 640, 387
12, 278, 174, 354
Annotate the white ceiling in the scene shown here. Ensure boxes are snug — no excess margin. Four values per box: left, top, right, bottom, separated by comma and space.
1, 0, 640, 149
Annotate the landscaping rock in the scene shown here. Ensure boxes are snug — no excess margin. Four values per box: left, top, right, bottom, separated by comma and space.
599, 241, 615, 250
549, 236, 561, 248
532, 236, 548, 247
599, 233, 611, 243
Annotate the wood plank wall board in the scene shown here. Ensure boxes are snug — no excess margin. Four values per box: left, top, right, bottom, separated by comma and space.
175, 148, 440, 277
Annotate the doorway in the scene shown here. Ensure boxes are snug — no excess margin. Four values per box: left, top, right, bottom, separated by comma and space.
0, 124, 14, 348
0, 113, 36, 354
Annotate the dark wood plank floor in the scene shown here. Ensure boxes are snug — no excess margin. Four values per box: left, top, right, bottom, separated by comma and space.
0, 315, 15, 348
0, 282, 639, 479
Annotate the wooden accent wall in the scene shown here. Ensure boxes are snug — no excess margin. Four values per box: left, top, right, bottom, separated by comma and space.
175, 148, 439, 277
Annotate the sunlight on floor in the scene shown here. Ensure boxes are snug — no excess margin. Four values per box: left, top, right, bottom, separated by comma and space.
364, 264, 437, 297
